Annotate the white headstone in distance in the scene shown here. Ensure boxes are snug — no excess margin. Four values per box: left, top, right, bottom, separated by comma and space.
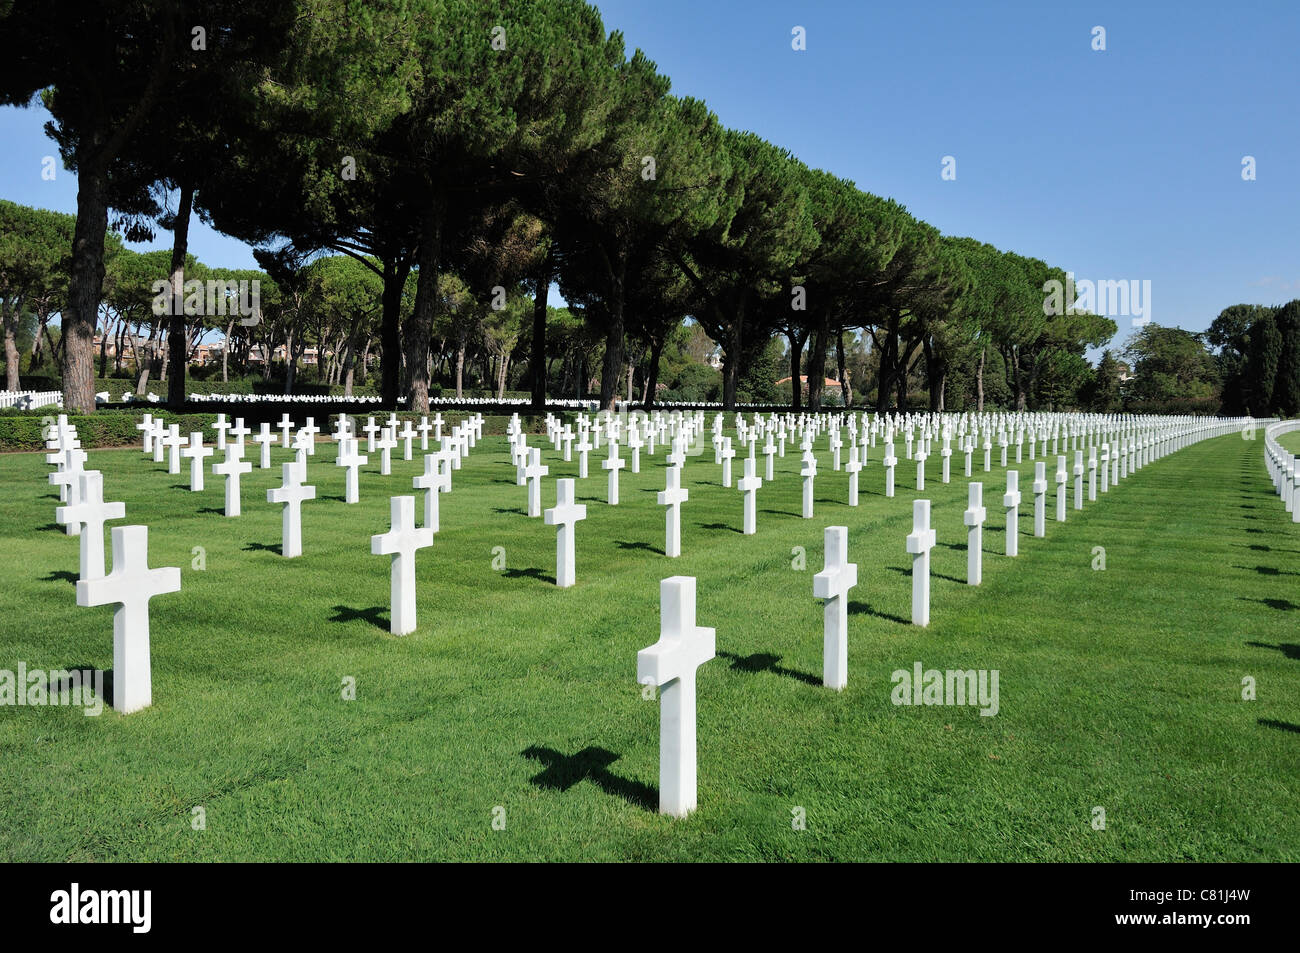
737, 455, 762, 535
1032, 461, 1047, 537
413, 452, 450, 530
525, 447, 549, 517
800, 450, 817, 519
182, 433, 214, 491
336, 436, 368, 505
212, 444, 252, 517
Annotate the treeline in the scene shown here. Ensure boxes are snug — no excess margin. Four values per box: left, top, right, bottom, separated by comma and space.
2, 0, 1119, 414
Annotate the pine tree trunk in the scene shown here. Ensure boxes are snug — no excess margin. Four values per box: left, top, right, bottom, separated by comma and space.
530, 248, 551, 413
405, 202, 444, 413
63, 163, 109, 413
166, 182, 194, 408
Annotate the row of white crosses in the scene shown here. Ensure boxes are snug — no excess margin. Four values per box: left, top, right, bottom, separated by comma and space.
1263, 419, 1300, 522
44, 416, 181, 715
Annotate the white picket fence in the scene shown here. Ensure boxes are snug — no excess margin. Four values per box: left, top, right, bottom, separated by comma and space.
0, 390, 63, 410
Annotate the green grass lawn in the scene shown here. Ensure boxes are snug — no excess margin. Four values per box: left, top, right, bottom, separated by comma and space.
2, 424, 1298, 861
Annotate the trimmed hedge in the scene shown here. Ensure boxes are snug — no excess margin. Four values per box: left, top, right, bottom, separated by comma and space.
0, 408, 555, 452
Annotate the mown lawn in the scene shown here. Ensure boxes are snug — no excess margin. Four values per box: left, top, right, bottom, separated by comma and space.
1, 422, 1297, 861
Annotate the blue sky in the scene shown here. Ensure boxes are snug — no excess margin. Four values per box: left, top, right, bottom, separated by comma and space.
2, 0, 1296, 348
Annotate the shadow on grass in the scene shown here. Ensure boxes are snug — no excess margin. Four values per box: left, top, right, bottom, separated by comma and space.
698, 522, 743, 534
522, 745, 656, 812
718, 650, 820, 687
243, 542, 282, 556
1245, 641, 1300, 660
196, 507, 226, 516
886, 565, 965, 586
1233, 565, 1300, 577
1259, 718, 1300, 734
57, 665, 112, 707
38, 523, 64, 533
615, 540, 661, 554
1238, 596, 1300, 611
491, 507, 523, 515
328, 605, 389, 632
502, 566, 554, 584
42, 570, 78, 584
848, 599, 910, 625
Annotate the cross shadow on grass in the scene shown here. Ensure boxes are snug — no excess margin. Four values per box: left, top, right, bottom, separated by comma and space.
522, 745, 657, 812
1238, 596, 1300, 611
502, 566, 554, 584
718, 650, 820, 687
1259, 719, 1300, 734
328, 605, 388, 632
698, 522, 742, 534
38, 523, 64, 533
243, 542, 282, 556
887, 564, 964, 586
615, 540, 661, 554
491, 506, 523, 515
196, 507, 226, 516
42, 570, 78, 584
1245, 641, 1300, 660
1233, 565, 1300, 577
169, 483, 191, 491
58, 665, 112, 708
848, 599, 910, 625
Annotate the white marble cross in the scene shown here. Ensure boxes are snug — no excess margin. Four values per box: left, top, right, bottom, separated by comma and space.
400, 420, 415, 461
629, 427, 643, 473
602, 439, 625, 504
763, 433, 776, 480
164, 425, 184, 475
150, 419, 166, 463
1032, 461, 1047, 537
376, 427, 397, 476
916, 447, 928, 491
363, 416, 380, 452
229, 418, 250, 455
845, 445, 862, 506
417, 416, 432, 451
576, 433, 592, 479
300, 417, 320, 455
963, 482, 985, 586
1073, 450, 1084, 511
75, 525, 181, 714
56, 471, 125, 579
278, 413, 294, 452
1055, 454, 1068, 522
337, 436, 368, 504
800, 450, 817, 519
212, 413, 231, 452
49, 446, 87, 508
659, 464, 689, 558
525, 447, 549, 517
737, 455, 762, 535
1087, 446, 1098, 502
720, 437, 736, 488
813, 526, 856, 691
182, 433, 214, 491
637, 576, 716, 817
213, 444, 252, 517
253, 422, 278, 469
1003, 469, 1021, 557
906, 499, 936, 626
332, 414, 352, 442
544, 478, 586, 588
267, 461, 316, 558
1100, 443, 1110, 493
371, 495, 434, 635
884, 440, 898, 497
413, 452, 450, 530
136, 414, 154, 454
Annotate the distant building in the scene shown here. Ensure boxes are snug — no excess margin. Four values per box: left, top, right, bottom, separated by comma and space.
776, 374, 843, 389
